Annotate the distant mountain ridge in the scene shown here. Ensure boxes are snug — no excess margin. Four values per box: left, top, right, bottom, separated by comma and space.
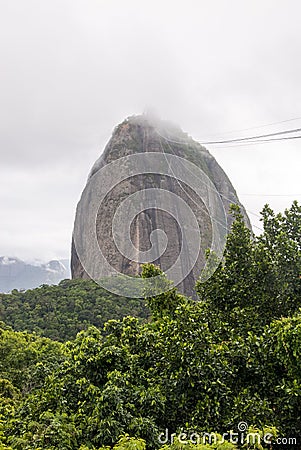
0, 256, 70, 292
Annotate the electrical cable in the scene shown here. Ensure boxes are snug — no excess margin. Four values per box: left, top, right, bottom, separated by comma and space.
200, 116, 301, 139
240, 193, 301, 197
201, 127, 301, 145
208, 134, 301, 148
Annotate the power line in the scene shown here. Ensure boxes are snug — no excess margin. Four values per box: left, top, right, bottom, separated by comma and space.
241, 193, 301, 197
155, 123, 301, 149
200, 116, 301, 139
209, 134, 301, 148
201, 127, 301, 145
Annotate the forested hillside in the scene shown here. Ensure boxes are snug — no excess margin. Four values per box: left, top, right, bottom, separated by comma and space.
0, 202, 300, 449
0, 280, 149, 341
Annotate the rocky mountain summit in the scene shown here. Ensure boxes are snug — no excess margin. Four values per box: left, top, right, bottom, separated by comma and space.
72, 114, 250, 297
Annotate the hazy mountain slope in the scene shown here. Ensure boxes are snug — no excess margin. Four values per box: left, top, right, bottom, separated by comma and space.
0, 256, 70, 293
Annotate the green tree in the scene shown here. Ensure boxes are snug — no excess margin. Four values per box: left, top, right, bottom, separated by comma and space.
2, 203, 301, 449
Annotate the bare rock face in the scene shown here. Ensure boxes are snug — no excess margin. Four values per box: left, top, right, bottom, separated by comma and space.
71, 115, 250, 297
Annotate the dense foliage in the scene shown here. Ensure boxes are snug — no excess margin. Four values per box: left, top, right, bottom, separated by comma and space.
0, 279, 149, 341
0, 201, 300, 449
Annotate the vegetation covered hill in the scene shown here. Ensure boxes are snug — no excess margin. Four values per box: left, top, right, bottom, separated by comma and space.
0, 202, 300, 449
0, 279, 149, 341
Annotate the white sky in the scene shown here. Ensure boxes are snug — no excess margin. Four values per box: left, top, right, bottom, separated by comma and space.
0, 0, 300, 261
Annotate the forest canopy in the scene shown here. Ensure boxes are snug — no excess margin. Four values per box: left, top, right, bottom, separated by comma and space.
0, 279, 149, 341
0, 201, 300, 449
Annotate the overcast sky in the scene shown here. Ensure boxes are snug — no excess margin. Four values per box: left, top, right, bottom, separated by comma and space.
1, 0, 301, 262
